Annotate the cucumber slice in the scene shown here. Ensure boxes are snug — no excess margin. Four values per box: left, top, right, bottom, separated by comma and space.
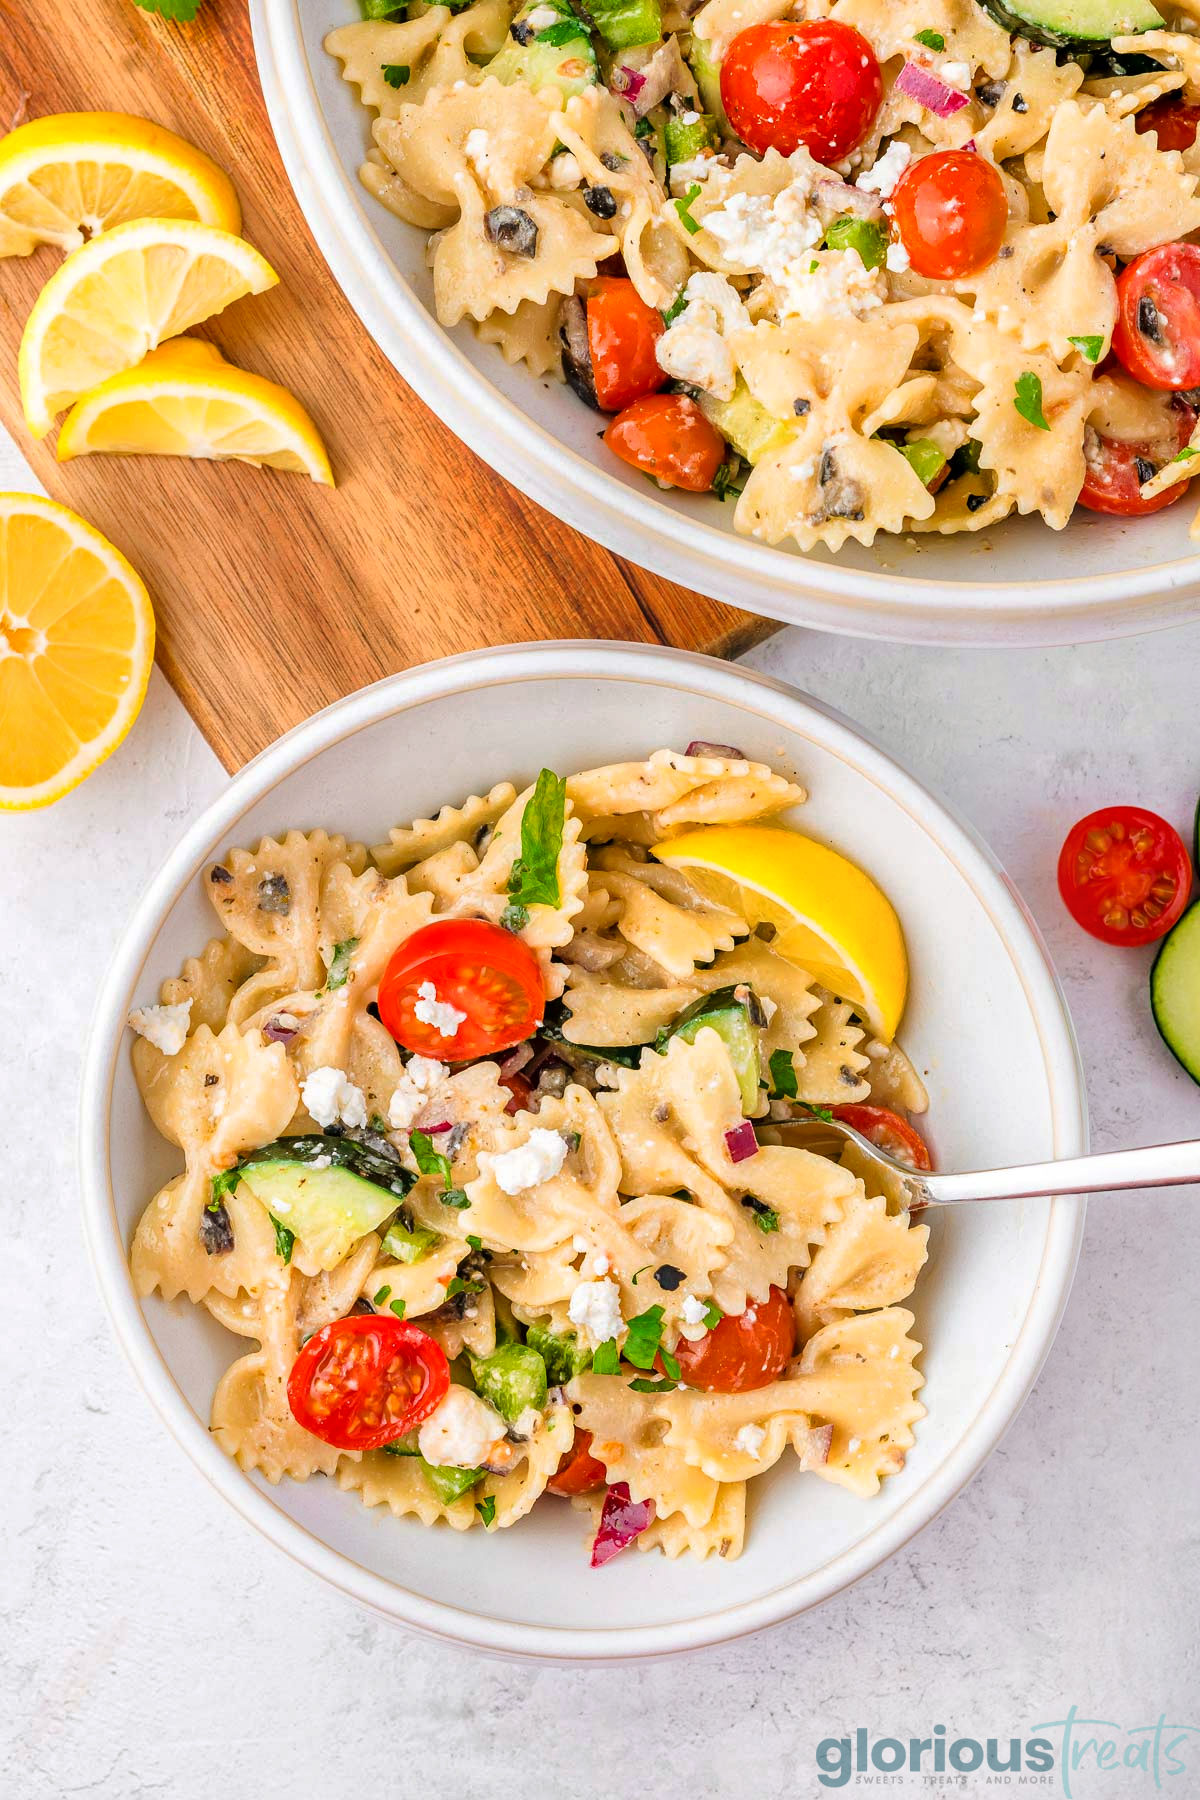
665, 110, 719, 165
525, 1321, 592, 1383
422, 1460, 484, 1504
977, 0, 1161, 49
588, 0, 662, 50
214, 1133, 416, 1271
380, 1215, 441, 1264
470, 1342, 549, 1422
540, 1001, 646, 1066
488, 6, 599, 98
1151, 900, 1200, 1083
689, 32, 730, 136
700, 380, 794, 465
656, 983, 764, 1113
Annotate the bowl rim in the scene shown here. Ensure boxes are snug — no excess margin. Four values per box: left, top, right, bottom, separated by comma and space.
79, 641, 1088, 1659
249, 0, 1200, 647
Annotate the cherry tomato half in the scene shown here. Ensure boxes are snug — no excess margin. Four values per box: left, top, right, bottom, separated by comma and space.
287, 1313, 449, 1451
547, 1427, 608, 1497
605, 393, 726, 492
891, 149, 1008, 281
832, 1104, 932, 1171
1078, 395, 1195, 518
664, 1285, 795, 1392
1057, 806, 1192, 947
1135, 95, 1200, 154
720, 20, 881, 162
1112, 243, 1200, 390
500, 1069, 535, 1114
587, 277, 665, 413
378, 919, 545, 1060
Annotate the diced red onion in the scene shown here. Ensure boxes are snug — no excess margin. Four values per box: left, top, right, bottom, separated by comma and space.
724, 1120, 759, 1163
613, 37, 688, 115
590, 1483, 655, 1568
609, 65, 645, 103
685, 739, 745, 759
499, 1042, 534, 1079
808, 1423, 834, 1466
424, 1120, 453, 1134
963, 137, 977, 151
262, 1016, 299, 1045
895, 60, 970, 117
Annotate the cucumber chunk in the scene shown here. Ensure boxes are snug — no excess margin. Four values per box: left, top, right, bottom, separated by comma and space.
1151, 900, 1200, 1083
526, 1321, 592, 1383
422, 1460, 484, 1504
977, 0, 1161, 48
470, 1342, 549, 1423
488, 5, 599, 98
215, 1133, 416, 1271
664, 110, 719, 165
588, 0, 662, 50
656, 983, 765, 1113
699, 379, 794, 465
380, 1215, 442, 1264
688, 32, 730, 136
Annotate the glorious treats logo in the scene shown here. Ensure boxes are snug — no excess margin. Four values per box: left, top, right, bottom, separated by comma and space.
813, 1710, 1200, 1791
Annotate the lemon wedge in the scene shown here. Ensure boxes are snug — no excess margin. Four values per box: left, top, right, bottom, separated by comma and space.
57, 339, 334, 484
19, 217, 278, 437
653, 825, 909, 1040
0, 493, 155, 809
0, 111, 240, 259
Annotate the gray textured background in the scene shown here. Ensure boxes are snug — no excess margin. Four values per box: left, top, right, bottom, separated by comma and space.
2, 433, 1197, 1800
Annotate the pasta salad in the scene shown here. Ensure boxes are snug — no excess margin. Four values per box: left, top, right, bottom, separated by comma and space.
328, 0, 1200, 550
127, 750, 930, 1565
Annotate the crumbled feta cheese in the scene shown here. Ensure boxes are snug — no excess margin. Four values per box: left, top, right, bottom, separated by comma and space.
680, 108, 700, 125
939, 59, 971, 90
855, 140, 911, 200
591, 1251, 611, 1277
734, 1423, 766, 1458
548, 151, 581, 190
128, 998, 192, 1057
885, 239, 911, 273
417, 1386, 505, 1469
572, 1235, 590, 1255
387, 1055, 449, 1133
510, 1406, 543, 1441
301, 1065, 367, 1130
525, 3, 558, 24
568, 1276, 624, 1345
701, 180, 824, 318
681, 1295, 709, 1327
777, 250, 885, 323
655, 271, 751, 402
789, 456, 818, 482
848, 1435, 862, 1453
489, 1128, 570, 1194
414, 980, 467, 1039
668, 152, 719, 193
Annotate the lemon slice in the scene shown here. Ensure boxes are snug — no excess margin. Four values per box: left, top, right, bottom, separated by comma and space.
57, 339, 334, 484
653, 825, 908, 1040
0, 494, 155, 809
19, 218, 278, 437
0, 111, 240, 259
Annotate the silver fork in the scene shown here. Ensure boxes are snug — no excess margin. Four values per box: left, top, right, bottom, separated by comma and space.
767, 1114, 1200, 1210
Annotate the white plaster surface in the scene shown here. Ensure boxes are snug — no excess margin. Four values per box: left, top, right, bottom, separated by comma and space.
1, 430, 1198, 1800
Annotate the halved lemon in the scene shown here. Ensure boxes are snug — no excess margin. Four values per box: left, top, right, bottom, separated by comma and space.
19, 217, 278, 438
653, 825, 908, 1040
0, 111, 241, 259
0, 494, 155, 809
57, 338, 334, 484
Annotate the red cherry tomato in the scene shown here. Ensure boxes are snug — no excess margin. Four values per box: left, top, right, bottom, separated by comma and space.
665, 1285, 795, 1392
378, 919, 545, 1060
1078, 396, 1195, 517
890, 149, 1008, 281
586, 277, 665, 413
1135, 96, 1200, 153
500, 1069, 535, 1114
287, 1314, 449, 1451
1057, 806, 1192, 947
720, 20, 881, 162
547, 1427, 608, 1497
1112, 243, 1200, 390
832, 1104, 932, 1171
605, 393, 727, 492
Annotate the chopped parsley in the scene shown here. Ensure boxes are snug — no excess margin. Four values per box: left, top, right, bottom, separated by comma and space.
674, 184, 703, 235
741, 1195, 780, 1235
913, 27, 945, 48
1013, 371, 1049, 432
622, 1304, 667, 1371
373, 1285, 393, 1307
389, 1297, 407, 1320
592, 1338, 621, 1374
629, 1376, 678, 1393
506, 768, 566, 918
500, 901, 530, 933
800, 1100, 834, 1123
325, 935, 359, 990
410, 1129, 470, 1210
661, 289, 689, 326
536, 18, 585, 41
446, 1274, 485, 1300
467, 1234, 483, 1252
712, 460, 745, 502
133, 0, 204, 17
270, 1215, 295, 1264
699, 1298, 723, 1330
381, 64, 410, 87
476, 1495, 497, 1527
1067, 334, 1103, 364
630, 1264, 653, 1285
823, 214, 887, 271
768, 1047, 798, 1100
1173, 445, 1200, 463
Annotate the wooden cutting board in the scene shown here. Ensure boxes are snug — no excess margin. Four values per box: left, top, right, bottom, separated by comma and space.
0, 0, 770, 773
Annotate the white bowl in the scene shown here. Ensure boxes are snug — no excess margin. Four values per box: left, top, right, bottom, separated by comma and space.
80, 643, 1086, 1658
251, 0, 1200, 647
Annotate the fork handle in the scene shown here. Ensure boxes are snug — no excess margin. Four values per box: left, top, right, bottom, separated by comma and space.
922, 1138, 1200, 1205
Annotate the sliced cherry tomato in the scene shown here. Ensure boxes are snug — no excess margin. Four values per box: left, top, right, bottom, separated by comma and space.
500, 1069, 535, 1114
1112, 243, 1200, 390
720, 20, 881, 162
548, 1427, 608, 1497
378, 919, 545, 1060
1135, 96, 1200, 154
605, 393, 726, 492
890, 150, 1008, 281
832, 1103, 932, 1171
586, 277, 665, 413
665, 1285, 795, 1392
1079, 395, 1195, 517
287, 1313, 449, 1451
1057, 806, 1192, 947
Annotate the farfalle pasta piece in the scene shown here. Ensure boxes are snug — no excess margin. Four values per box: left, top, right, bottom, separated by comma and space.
326, 3, 510, 120
794, 993, 871, 1103
566, 747, 805, 834
974, 42, 1085, 161
692, 0, 789, 58
954, 319, 1090, 528
589, 848, 748, 980
375, 77, 561, 211
785, 1308, 925, 1496
156, 934, 262, 1035
475, 296, 563, 376
832, 0, 1009, 75
212, 1272, 348, 1483
1109, 31, 1200, 102
465, 1086, 624, 1253
793, 1192, 929, 1341
568, 1374, 725, 1524
431, 177, 620, 326
371, 781, 517, 876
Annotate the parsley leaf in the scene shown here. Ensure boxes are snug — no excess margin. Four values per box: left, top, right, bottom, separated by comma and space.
209, 1166, 242, 1207
800, 1100, 834, 1123
132, 0, 204, 18
674, 184, 703, 235
1067, 334, 1103, 364
467, 1234, 483, 1252
390, 1297, 407, 1320
700, 1298, 723, 1330
446, 1275, 484, 1300
622, 1304, 666, 1370
411, 1129, 471, 1210
381, 63, 410, 87
768, 1047, 798, 1100
592, 1338, 621, 1375
823, 214, 887, 271
325, 935, 359, 990
741, 1195, 780, 1235
506, 768, 566, 915
913, 27, 945, 48
712, 460, 744, 502
476, 1495, 497, 1527
661, 289, 688, 326
1014, 371, 1049, 432
629, 1376, 678, 1393
270, 1214, 295, 1264
1173, 446, 1200, 463
373, 1285, 392, 1307
537, 18, 585, 40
